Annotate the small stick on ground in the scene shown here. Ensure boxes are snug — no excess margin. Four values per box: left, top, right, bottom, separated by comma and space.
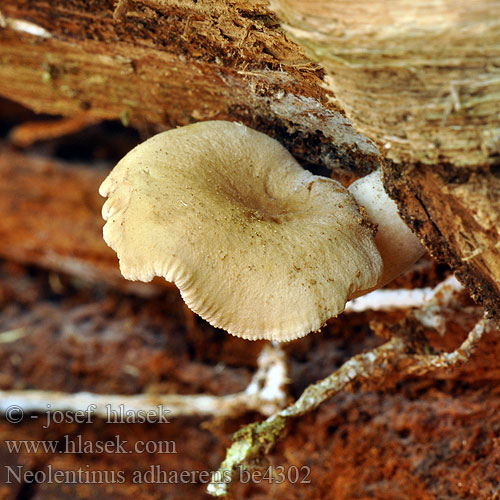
0, 344, 288, 420
345, 275, 463, 314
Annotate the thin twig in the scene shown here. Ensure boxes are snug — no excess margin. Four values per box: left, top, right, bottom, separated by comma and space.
0, 344, 288, 419
346, 287, 433, 313
208, 314, 496, 497
406, 316, 492, 375
345, 275, 463, 314
412, 275, 464, 332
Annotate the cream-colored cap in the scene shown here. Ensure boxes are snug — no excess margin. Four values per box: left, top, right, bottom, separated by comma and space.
99, 121, 382, 341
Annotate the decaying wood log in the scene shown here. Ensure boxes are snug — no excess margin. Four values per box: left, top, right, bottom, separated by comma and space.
384, 164, 500, 322
270, 0, 500, 168
269, 0, 500, 319
0, 0, 499, 321
0, 0, 379, 173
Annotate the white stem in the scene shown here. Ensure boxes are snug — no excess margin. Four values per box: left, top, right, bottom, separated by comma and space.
348, 169, 425, 288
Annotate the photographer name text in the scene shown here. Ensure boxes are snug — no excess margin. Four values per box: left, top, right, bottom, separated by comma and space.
5, 404, 171, 427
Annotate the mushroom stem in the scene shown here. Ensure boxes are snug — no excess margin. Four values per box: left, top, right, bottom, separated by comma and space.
348, 169, 425, 289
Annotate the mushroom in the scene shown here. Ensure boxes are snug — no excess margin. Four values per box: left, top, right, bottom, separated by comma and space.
99, 121, 423, 341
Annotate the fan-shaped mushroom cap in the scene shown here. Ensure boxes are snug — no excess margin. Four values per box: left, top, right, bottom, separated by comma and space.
99, 121, 382, 341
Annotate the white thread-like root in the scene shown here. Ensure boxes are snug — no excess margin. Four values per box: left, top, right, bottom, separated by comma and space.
0, 344, 288, 419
